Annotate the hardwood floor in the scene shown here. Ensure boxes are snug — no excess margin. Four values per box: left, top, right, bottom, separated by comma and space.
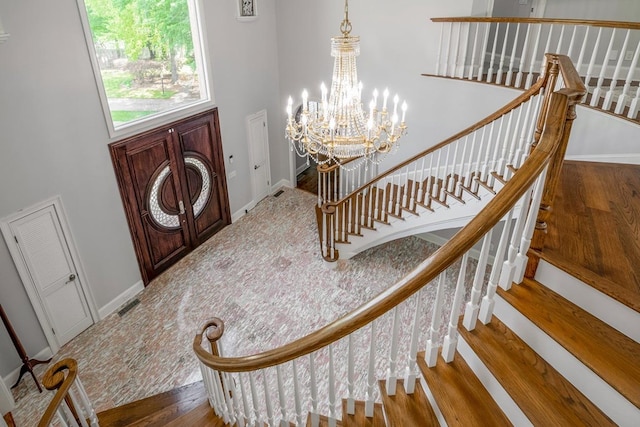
540, 160, 640, 310
296, 163, 318, 195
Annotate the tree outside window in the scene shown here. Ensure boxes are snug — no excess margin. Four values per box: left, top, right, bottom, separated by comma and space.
80, 0, 209, 130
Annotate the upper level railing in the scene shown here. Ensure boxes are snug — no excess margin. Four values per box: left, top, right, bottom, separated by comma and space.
430, 17, 640, 122
192, 54, 585, 427
38, 359, 99, 427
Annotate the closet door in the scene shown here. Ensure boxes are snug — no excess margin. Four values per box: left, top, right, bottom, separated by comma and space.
111, 128, 191, 284
174, 109, 231, 246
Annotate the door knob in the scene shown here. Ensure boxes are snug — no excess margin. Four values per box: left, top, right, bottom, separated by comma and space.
65, 274, 76, 284
254, 165, 259, 170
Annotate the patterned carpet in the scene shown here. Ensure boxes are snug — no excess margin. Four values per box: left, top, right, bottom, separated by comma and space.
11, 188, 445, 426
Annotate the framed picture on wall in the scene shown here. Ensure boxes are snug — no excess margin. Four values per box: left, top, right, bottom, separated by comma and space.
237, 0, 258, 21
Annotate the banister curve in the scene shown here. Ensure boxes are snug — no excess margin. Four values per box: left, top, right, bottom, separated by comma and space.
194, 54, 584, 373
37, 358, 79, 427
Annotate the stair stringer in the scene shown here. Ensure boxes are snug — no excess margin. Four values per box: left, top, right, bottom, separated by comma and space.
492, 294, 640, 426
335, 182, 511, 260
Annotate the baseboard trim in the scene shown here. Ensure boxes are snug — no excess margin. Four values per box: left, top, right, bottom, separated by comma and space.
98, 280, 144, 320
3, 346, 53, 392
564, 153, 640, 165
296, 164, 309, 176
271, 179, 292, 193
231, 200, 257, 223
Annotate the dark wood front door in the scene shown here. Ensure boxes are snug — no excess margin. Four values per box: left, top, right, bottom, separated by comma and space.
110, 109, 230, 284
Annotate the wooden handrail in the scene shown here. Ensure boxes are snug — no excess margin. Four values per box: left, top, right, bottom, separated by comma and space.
431, 17, 640, 30
321, 64, 550, 215
38, 359, 79, 427
194, 55, 584, 372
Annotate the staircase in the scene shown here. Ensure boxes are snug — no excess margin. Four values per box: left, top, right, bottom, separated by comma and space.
40, 57, 640, 427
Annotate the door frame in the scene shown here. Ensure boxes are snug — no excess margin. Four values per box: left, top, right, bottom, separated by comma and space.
246, 109, 272, 202
0, 196, 98, 354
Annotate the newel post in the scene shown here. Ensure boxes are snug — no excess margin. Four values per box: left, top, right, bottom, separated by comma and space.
525, 96, 580, 279
202, 318, 225, 356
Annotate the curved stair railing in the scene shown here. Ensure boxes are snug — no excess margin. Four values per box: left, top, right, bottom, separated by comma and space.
193, 54, 585, 426
316, 53, 556, 262
37, 358, 99, 427
429, 17, 640, 122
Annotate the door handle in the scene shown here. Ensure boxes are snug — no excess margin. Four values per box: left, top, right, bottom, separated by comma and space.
179, 200, 185, 215
65, 274, 76, 284
254, 165, 259, 170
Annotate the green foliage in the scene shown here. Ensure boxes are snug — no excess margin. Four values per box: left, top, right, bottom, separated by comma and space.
84, 0, 194, 62
102, 70, 176, 99
110, 110, 156, 122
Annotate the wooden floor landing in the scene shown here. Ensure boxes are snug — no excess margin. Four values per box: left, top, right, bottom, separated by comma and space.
540, 160, 640, 311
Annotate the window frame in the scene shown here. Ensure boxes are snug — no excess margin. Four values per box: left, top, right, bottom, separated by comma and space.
75, 0, 215, 139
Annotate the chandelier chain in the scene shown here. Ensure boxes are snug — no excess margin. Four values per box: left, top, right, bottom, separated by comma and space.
340, 0, 352, 36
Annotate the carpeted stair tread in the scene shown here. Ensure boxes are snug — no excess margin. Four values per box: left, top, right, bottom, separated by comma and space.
497, 278, 640, 408
459, 316, 615, 426
378, 379, 438, 427
418, 350, 512, 426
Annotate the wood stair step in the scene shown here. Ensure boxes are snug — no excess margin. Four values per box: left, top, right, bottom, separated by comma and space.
341, 400, 385, 427
163, 401, 226, 427
97, 381, 208, 426
305, 413, 342, 426
378, 379, 438, 427
458, 316, 615, 426
418, 350, 512, 426
497, 278, 640, 408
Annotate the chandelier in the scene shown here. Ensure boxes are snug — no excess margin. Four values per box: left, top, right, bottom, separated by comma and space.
285, 0, 407, 168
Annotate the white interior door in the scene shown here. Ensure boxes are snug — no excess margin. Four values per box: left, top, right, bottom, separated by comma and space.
2, 199, 95, 352
247, 110, 271, 202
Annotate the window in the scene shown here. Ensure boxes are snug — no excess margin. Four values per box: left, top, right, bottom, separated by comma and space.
77, 0, 211, 135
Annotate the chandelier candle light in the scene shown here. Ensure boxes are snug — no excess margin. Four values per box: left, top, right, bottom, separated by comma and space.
286, 0, 407, 167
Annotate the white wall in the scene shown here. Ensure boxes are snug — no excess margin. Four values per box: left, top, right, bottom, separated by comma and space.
0, 0, 282, 377
543, 0, 640, 20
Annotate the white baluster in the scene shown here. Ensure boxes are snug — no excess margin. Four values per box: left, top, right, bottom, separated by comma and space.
629, 85, 640, 120
468, 22, 481, 79
404, 289, 425, 393
488, 117, 504, 186
515, 23, 532, 88
444, 22, 453, 76
499, 185, 535, 291
497, 107, 516, 178
66, 387, 89, 427
477, 22, 491, 81
506, 102, 525, 172
471, 126, 488, 193
525, 23, 543, 89
212, 367, 232, 423
365, 320, 377, 417
238, 373, 251, 427
276, 365, 287, 426
452, 22, 463, 78
464, 129, 479, 189
487, 23, 501, 83
229, 373, 245, 427
591, 28, 618, 106
616, 41, 640, 114
60, 400, 79, 427
433, 149, 443, 202
567, 25, 578, 60
346, 334, 356, 415
513, 96, 535, 168
604, 29, 631, 110
435, 23, 445, 75
506, 23, 521, 86
55, 406, 73, 427
291, 360, 303, 426
262, 370, 275, 427
425, 271, 447, 367
496, 23, 511, 85
73, 379, 98, 427
456, 135, 470, 198
479, 208, 516, 324
463, 231, 494, 331
309, 353, 320, 427
447, 140, 460, 194
575, 26, 590, 76
514, 166, 548, 284
248, 372, 263, 427
480, 121, 496, 183
328, 344, 337, 427
442, 253, 470, 362
584, 27, 604, 96
555, 25, 566, 54
385, 306, 401, 395
201, 367, 221, 416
